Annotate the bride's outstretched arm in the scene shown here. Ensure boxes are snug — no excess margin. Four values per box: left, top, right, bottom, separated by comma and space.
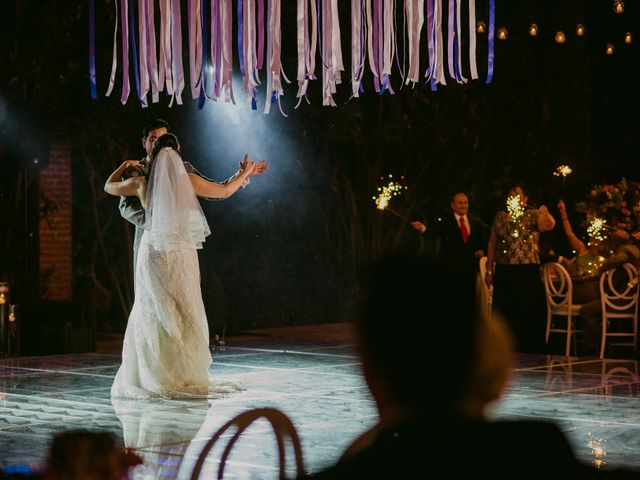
190, 154, 260, 199
104, 161, 145, 198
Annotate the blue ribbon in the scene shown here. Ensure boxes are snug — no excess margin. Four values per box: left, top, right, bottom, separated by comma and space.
486, 0, 495, 84
198, 0, 208, 109
128, 0, 141, 103
89, 0, 97, 98
238, 0, 245, 79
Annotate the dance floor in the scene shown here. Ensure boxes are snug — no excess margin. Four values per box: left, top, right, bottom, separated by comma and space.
1, 324, 640, 478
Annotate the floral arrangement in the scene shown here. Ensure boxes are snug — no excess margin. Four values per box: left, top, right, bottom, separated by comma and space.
576, 178, 640, 233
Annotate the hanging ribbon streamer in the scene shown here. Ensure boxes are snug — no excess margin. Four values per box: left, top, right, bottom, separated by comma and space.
405, 0, 424, 86
138, 0, 149, 106
296, 0, 318, 107
241, 0, 262, 109
209, 0, 234, 103
106, 0, 119, 97
434, 0, 446, 86
454, 0, 467, 83
379, 0, 395, 94
424, 0, 445, 89
447, 0, 465, 83
424, 0, 434, 85
170, 0, 185, 105
350, 0, 366, 98
468, 0, 478, 79
197, 0, 209, 108
220, 0, 235, 103
366, 0, 381, 92
264, 0, 290, 115
128, 0, 142, 103
486, 0, 495, 84
98, 0, 491, 108
158, 0, 172, 97
145, 0, 160, 103
321, 0, 344, 106
188, 0, 203, 99
119, 0, 131, 104
89, 0, 97, 99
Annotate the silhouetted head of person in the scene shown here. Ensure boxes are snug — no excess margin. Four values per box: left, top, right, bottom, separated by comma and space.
46, 430, 141, 479
355, 254, 481, 418
151, 132, 181, 161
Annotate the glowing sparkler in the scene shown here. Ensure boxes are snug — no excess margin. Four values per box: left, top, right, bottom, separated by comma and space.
373, 175, 408, 218
587, 217, 609, 241
553, 165, 573, 177
506, 195, 525, 220
587, 434, 607, 469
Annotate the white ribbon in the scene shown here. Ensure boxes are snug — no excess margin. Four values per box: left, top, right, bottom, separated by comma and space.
145, 0, 159, 103
105, 0, 119, 97
468, 0, 478, 79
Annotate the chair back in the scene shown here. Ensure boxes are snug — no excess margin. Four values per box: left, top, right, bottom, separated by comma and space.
189, 407, 306, 479
542, 262, 573, 309
600, 263, 639, 316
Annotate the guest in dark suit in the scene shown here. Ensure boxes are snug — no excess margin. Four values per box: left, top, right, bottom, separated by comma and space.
411, 192, 486, 273
302, 254, 639, 479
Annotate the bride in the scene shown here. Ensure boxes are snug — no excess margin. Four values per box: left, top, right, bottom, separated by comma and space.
104, 133, 261, 398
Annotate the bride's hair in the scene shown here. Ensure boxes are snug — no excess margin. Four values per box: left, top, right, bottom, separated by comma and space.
151, 133, 181, 160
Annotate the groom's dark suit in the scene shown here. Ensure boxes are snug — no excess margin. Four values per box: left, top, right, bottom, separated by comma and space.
438, 213, 487, 273
119, 160, 248, 289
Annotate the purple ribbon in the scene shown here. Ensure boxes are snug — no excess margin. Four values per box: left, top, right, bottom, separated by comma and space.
238, 0, 245, 79
120, 0, 130, 104
89, 0, 97, 98
486, 0, 495, 84
128, 0, 141, 102
424, 0, 434, 77
257, 0, 265, 69
198, 0, 208, 108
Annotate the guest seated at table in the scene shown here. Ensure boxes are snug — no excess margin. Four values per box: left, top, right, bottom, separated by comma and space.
556, 199, 605, 303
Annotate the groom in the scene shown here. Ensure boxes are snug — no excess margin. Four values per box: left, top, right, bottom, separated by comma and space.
119, 118, 268, 289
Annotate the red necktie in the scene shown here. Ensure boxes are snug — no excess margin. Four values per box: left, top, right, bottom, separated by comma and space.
459, 217, 469, 243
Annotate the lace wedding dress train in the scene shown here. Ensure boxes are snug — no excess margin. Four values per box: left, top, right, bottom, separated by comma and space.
111, 147, 241, 399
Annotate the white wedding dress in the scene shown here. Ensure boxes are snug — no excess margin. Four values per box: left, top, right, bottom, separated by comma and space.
111, 148, 242, 399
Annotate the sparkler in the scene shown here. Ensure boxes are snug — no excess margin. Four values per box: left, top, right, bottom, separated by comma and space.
587, 433, 607, 469
587, 217, 616, 241
506, 195, 526, 220
553, 165, 573, 178
553, 164, 573, 192
373, 175, 408, 219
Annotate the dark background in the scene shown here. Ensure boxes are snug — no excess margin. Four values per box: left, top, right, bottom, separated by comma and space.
1, 0, 639, 336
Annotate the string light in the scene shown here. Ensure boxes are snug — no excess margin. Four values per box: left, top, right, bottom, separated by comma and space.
477, 21, 486, 34
625, 32, 632, 44
498, 27, 508, 41
613, 0, 625, 14
576, 24, 585, 37
606, 43, 615, 55
555, 31, 566, 44
529, 23, 538, 37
